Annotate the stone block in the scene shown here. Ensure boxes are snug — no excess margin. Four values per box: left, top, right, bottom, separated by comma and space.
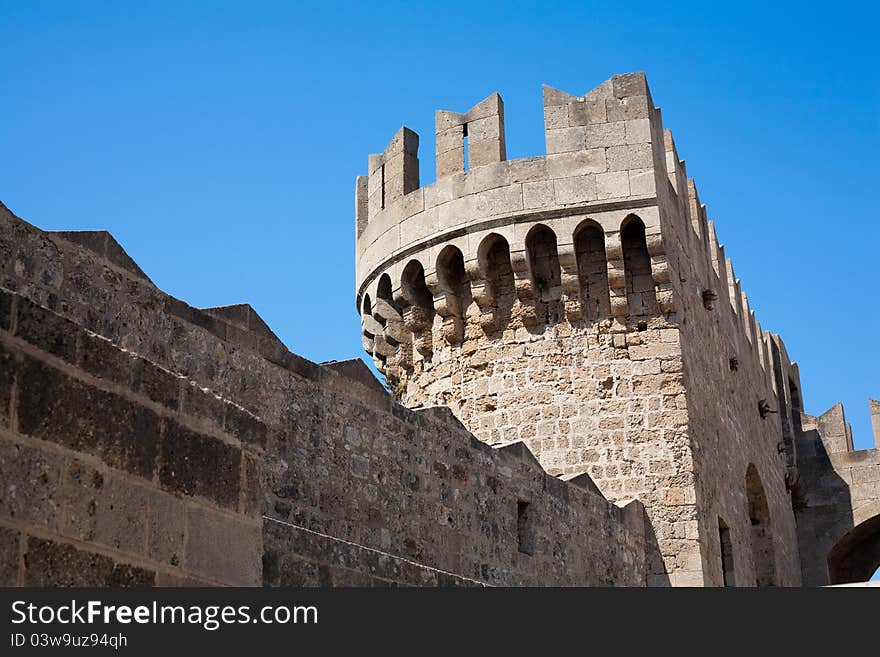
523, 181, 555, 209
546, 149, 606, 178
632, 373, 685, 396
181, 382, 226, 426
78, 331, 134, 385
93, 477, 148, 554
399, 187, 425, 218
383, 170, 404, 203
243, 451, 264, 516
470, 161, 510, 193
596, 171, 631, 200
629, 168, 656, 196
132, 359, 180, 411
607, 144, 654, 172
546, 127, 586, 154
852, 466, 880, 484
612, 73, 648, 99
225, 405, 268, 449
186, 506, 260, 585
568, 99, 606, 126
436, 126, 463, 154
424, 181, 453, 213
553, 175, 597, 204
471, 186, 523, 217
851, 481, 880, 501
543, 104, 569, 130
660, 357, 683, 373
647, 410, 688, 428
147, 491, 186, 568
508, 157, 547, 184
659, 329, 678, 343
17, 356, 160, 479
23, 536, 155, 586
0, 439, 63, 529
632, 359, 661, 375
159, 420, 241, 509
401, 211, 437, 250
667, 570, 704, 587
437, 195, 473, 230
585, 122, 626, 148
628, 342, 681, 361
60, 459, 104, 542
543, 84, 577, 106
14, 301, 77, 362
60, 460, 147, 556
606, 95, 650, 122
626, 118, 652, 144
437, 148, 464, 179
468, 115, 501, 142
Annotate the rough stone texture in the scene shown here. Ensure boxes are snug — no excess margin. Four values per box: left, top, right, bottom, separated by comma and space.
0, 526, 20, 586
0, 71, 876, 588
355, 72, 879, 586
794, 407, 880, 585
0, 205, 645, 587
0, 279, 264, 586
262, 519, 483, 587
23, 537, 156, 587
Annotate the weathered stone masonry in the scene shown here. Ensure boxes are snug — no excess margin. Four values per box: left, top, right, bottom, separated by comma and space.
0, 201, 645, 587
0, 71, 877, 587
0, 289, 264, 585
355, 72, 880, 585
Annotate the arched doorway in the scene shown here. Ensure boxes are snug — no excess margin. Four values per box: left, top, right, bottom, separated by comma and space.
827, 513, 880, 584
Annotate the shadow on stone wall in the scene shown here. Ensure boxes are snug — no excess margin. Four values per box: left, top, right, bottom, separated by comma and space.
794, 422, 854, 586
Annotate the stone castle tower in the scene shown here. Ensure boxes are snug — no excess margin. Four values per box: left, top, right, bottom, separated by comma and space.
355, 72, 869, 586
0, 72, 876, 589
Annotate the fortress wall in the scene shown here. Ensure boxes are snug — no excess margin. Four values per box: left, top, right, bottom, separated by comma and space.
794, 404, 880, 585
0, 288, 264, 586
3, 71, 875, 587
0, 207, 647, 586
354, 74, 703, 584
386, 319, 695, 584
655, 120, 878, 586
651, 128, 802, 585
352, 73, 823, 585
263, 390, 647, 587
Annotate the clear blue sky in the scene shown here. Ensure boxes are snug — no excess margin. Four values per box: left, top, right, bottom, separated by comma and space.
1, 1, 877, 447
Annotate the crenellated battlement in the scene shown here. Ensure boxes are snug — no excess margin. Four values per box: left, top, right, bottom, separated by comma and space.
0, 65, 873, 588
356, 72, 781, 393
356, 73, 665, 358
436, 92, 506, 178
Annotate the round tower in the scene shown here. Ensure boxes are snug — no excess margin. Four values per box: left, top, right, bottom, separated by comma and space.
356, 72, 677, 478
357, 72, 707, 584
355, 72, 806, 586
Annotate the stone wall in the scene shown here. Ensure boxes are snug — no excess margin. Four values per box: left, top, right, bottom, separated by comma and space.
795, 404, 880, 585
0, 203, 648, 587
261, 376, 647, 586
354, 74, 705, 584
654, 129, 802, 586
3, 71, 876, 587
352, 72, 826, 585
379, 303, 693, 584
0, 288, 263, 585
